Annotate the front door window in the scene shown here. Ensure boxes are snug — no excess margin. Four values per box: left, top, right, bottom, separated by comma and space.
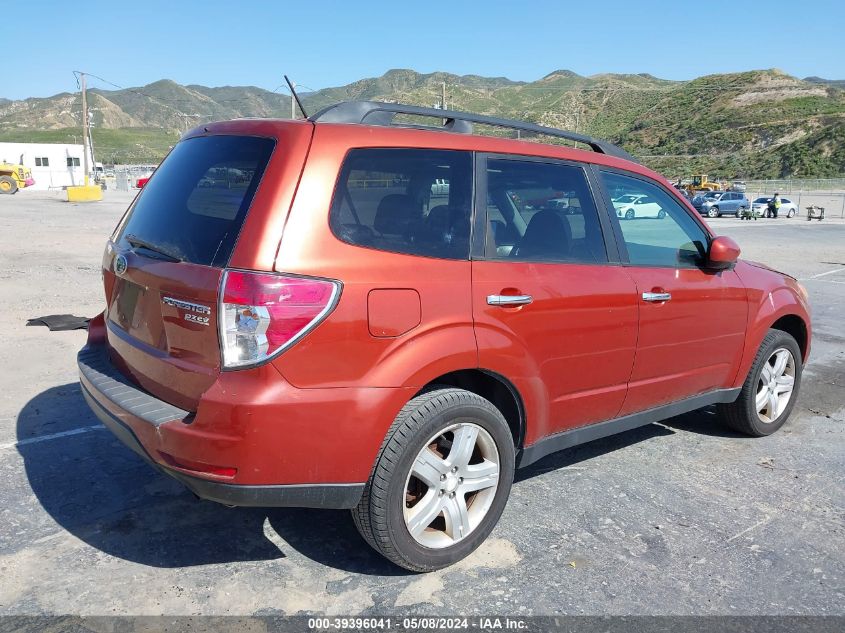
601, 170, 709, 268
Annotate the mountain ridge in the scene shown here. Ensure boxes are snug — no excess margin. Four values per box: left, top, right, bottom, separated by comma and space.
1, 69, 843, 178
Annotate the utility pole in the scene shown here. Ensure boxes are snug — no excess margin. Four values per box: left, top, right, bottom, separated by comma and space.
87, 118, 97, 176
441, 82, 447, 111
80, 72, 90, 185
573, 108, 582, 147
177, 113, 200, 132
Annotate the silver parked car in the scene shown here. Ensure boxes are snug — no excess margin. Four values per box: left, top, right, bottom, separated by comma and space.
751, 196, 798, 218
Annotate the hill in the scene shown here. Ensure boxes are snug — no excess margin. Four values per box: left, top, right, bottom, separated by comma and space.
805, 76, 845, 90
1, 69, 843, 178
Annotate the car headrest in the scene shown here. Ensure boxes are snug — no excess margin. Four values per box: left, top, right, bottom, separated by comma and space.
514, 209, 572, 260
374, 194, 417, 235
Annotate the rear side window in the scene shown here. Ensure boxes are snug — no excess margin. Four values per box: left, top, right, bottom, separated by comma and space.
330, 149, 473, 260
116, 135, 274, 267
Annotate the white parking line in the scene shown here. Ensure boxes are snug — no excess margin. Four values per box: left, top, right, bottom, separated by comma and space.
806, 268, 845, 279
0, 424, 104, 451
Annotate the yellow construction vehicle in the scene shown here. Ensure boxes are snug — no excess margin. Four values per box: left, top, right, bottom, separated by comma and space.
687, 174, 726, 194
0, 161, 34, 194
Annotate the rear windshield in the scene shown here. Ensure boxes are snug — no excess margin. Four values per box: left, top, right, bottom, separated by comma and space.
116, 135, 275, 267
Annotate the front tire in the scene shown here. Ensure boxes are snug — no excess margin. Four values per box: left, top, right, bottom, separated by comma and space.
0, 176, 18, 194
708, 207, 720, 218
625, 209, 635, 220
718, 329, 802, 436
353, 388, 515, 572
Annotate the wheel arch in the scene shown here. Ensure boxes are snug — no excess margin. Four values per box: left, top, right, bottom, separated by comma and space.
732, 306, 811, 389
770, 313, 809, 361
415, 369, 526, 449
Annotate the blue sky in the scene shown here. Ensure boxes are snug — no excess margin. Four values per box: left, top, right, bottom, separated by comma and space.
7, 0, 844, 100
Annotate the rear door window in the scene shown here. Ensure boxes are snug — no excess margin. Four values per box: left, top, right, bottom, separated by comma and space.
329, 149, 473, 260
483, 158, 608, 263
116, 135, 275, 267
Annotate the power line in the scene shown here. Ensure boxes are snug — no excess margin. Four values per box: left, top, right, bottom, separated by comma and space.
76, 71, 290, 110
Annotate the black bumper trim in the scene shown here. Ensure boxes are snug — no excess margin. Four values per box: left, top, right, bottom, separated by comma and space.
77, 345, 189, 426
169, 472, 365, 509
78, 350, 365, 509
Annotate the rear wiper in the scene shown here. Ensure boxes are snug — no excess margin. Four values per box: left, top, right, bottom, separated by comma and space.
124, 234, 182, 262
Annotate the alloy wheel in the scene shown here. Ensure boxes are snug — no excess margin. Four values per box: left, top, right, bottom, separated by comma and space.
756, 348, 796, 424
403, 422, 500, 549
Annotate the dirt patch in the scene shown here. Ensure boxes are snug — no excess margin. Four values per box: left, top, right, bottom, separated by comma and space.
731, 87, 827, 107
395, 575, 445, 608
453, 537, 522, 571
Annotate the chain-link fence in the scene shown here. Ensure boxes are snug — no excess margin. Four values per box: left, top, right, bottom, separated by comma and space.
741, 178, 845, 218
101, 166, 845, 217
743, 178, 845, 194
109, 165, 155, 192
743, 188, 845, 219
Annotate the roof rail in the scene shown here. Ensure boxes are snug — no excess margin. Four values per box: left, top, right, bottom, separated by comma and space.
309, 101, 637, 163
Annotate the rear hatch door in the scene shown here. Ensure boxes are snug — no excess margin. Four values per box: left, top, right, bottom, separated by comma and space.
103, 134, 276, 410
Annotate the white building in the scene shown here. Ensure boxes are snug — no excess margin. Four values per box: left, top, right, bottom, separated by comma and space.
0, 142, 92, 190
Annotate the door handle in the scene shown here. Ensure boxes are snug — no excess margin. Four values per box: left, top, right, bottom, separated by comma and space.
487, 294, 533, 306
642, 291, 672, 302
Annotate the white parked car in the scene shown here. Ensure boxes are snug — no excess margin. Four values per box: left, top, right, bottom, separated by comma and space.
751, 196, 798, 218
612, 193, 666, 219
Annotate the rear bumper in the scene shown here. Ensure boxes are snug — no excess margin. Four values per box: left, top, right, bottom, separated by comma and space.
78, 343, 371, 508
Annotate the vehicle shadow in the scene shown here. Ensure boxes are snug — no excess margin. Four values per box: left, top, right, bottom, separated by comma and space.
16, 383, 403, 575
18, 384, 738, 573
514, 422, 673, 483
658, 406, 747, 439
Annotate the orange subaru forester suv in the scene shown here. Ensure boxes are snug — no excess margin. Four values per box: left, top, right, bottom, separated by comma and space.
79, 102, 810, 570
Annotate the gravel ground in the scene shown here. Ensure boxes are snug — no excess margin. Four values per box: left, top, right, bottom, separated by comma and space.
0, 189, 842, 616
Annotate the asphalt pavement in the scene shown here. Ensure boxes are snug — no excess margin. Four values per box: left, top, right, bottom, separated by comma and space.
0, 190, 842, 616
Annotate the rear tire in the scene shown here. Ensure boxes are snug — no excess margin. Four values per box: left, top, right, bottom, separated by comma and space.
0, 176, 18, 194
352, 388, 515, 572
718, 329, 802, 437
787, 209, 795, 218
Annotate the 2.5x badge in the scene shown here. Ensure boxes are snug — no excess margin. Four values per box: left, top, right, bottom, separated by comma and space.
162, 297, 211, 326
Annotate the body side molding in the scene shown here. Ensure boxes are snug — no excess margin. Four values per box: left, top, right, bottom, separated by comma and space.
517, 388, 741, 468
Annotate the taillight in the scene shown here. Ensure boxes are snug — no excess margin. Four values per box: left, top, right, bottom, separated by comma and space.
220, 270, 340, 369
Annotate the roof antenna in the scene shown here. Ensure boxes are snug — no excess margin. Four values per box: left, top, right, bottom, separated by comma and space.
285, 75, 308, 119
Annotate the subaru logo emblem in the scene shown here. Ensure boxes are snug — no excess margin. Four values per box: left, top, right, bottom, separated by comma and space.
114, 254, 128, 276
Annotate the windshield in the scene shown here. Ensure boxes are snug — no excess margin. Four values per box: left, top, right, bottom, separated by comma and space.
116, 135, 275, 267
615, 194, 639, 203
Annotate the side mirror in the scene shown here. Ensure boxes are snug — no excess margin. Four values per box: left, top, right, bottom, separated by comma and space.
707, 235, 740, 270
